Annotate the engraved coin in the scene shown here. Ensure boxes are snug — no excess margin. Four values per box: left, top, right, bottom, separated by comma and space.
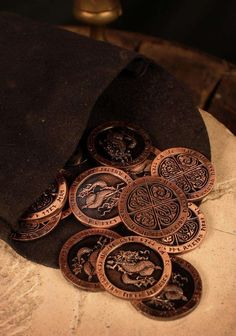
156, 202, 206, 254
118, 176, 188, 238
131, 256, 202, 319
22, 175, 68, 222
96, 236, 172, 300
59, 229, 121, 291
151, 147, 216, 201
87, 121, 152, 169
61, 202, 72, 220
69, 166, 133, 228
11, 212, 62, 241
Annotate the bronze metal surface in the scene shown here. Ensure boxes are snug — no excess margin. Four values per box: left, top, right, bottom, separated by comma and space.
131, 256, 202, 319
156, 202, 206, 254
11, 213, 62, 241
151, 147, 216, 201
87, 121, 152, 170
96, 236, 172, 300
22, 175, 68, 222
59, 228, 120, 291
118, 176, 188, 238
69, 166, 133, 228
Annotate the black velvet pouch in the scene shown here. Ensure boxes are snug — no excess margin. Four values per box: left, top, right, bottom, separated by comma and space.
0, 12, 210, 268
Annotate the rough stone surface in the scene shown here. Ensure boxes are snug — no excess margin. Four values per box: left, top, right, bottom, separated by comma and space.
0, 110, 236, 336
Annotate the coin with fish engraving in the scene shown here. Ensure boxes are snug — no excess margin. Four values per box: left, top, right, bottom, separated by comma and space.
21, 175, 68, 222
96, 236, 171, 300
131, 256, 202, 319
59, 229, 121, 291
151, 147, 216, 201
118, 176, 188, 238
156, 202, 206, 254
11, 212, 62, 241
69, 166, 133, 228
87, 121, 152, 169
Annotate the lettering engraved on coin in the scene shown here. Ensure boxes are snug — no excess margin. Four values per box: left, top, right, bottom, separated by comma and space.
28, 182, 58, 213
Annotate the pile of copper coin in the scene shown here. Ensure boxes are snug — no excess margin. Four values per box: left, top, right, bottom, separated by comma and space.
12, 121, 216, 320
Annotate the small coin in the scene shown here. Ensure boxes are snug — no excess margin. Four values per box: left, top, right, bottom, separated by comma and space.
131, 256, 202, 319
22, 175, 68, 222
96, 236, 172, 300
128, 147, 161, 178
151, 147, 216, 201
156, 202, 206, 254
69, 166, 133, 228
59, 229, 121, 291
11, 212, 62, 241
87, 121, 152, 169
118, 176, 188, 238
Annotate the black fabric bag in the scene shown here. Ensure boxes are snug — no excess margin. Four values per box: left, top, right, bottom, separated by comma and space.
0, 12, 210, 268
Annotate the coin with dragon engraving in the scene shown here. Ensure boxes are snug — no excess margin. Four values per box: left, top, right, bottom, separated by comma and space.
118, 176, 188, 238
131, 256, 202, 319
151, 147, 216, 201
11, 212, 62, 241
59, 229, 121, 291
21, 175, 68, 222
156, 202, 206, 254
96, 236, 172, 300
69, 166, 133, 228
87, 121, 152, 169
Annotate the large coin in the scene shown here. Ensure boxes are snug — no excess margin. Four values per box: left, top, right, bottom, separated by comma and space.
87, 121, 152, 169
151, 147, 216, 201
96, 236, 172, 300
59, 229, 120, 291
156, 202, 206, 254
69, 166, 133, 228
11, 212, 61, 241
118, 176, 188, 238
22, 175, 68, 222
131, 256, 202, 319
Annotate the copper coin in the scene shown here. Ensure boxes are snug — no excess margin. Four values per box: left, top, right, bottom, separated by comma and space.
59, 229, 121, 291
156, 202, 206, 254
87, 121, 152, 169
128, 147, 161, 178
96, 236, 171, 300
151, 147, 216, 201
69, 166, 133, 228
131, 256, 202, 319
22, 175, 68, 222
61, 203, 72, 220
11, 212, 62, 241
118, 176, 188, 238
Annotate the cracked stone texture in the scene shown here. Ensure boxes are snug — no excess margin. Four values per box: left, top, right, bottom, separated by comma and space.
0, 110, 236, 336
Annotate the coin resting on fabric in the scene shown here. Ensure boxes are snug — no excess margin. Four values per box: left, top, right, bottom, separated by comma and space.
59, 228, 121, 291
131, 256, 202, 320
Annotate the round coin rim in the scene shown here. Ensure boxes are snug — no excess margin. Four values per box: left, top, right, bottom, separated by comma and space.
11, 212, 62, 241
69, 166, 133, 228
22, 175, 68, 222
131, 256, 202, 320
118, 176, 188, 238
150, 147, 216, 201
156, 202, 207, 254
96, 236, 172, 300
59, 228, 121, 291
87, 121, 152, 169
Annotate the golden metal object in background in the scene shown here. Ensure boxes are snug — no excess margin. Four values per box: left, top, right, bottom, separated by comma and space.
73, 0, 122, 41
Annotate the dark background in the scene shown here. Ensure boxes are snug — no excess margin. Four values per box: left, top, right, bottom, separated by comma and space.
1, 0, 236, 63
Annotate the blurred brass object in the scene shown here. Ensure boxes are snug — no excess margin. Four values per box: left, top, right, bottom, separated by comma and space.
73, 0, 122, 41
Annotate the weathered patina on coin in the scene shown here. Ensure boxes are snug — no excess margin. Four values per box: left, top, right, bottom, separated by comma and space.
22, 175, 68, 222
96, 236, 172, 300
11, 212, 61, 241
69, 166, 133, 228
131, 256, 202, 319
118, 176, 188, 238
151, 147, 216, 201
87, 121, 152, 169
59, 229, 120, 291
156, 202, 206, 254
